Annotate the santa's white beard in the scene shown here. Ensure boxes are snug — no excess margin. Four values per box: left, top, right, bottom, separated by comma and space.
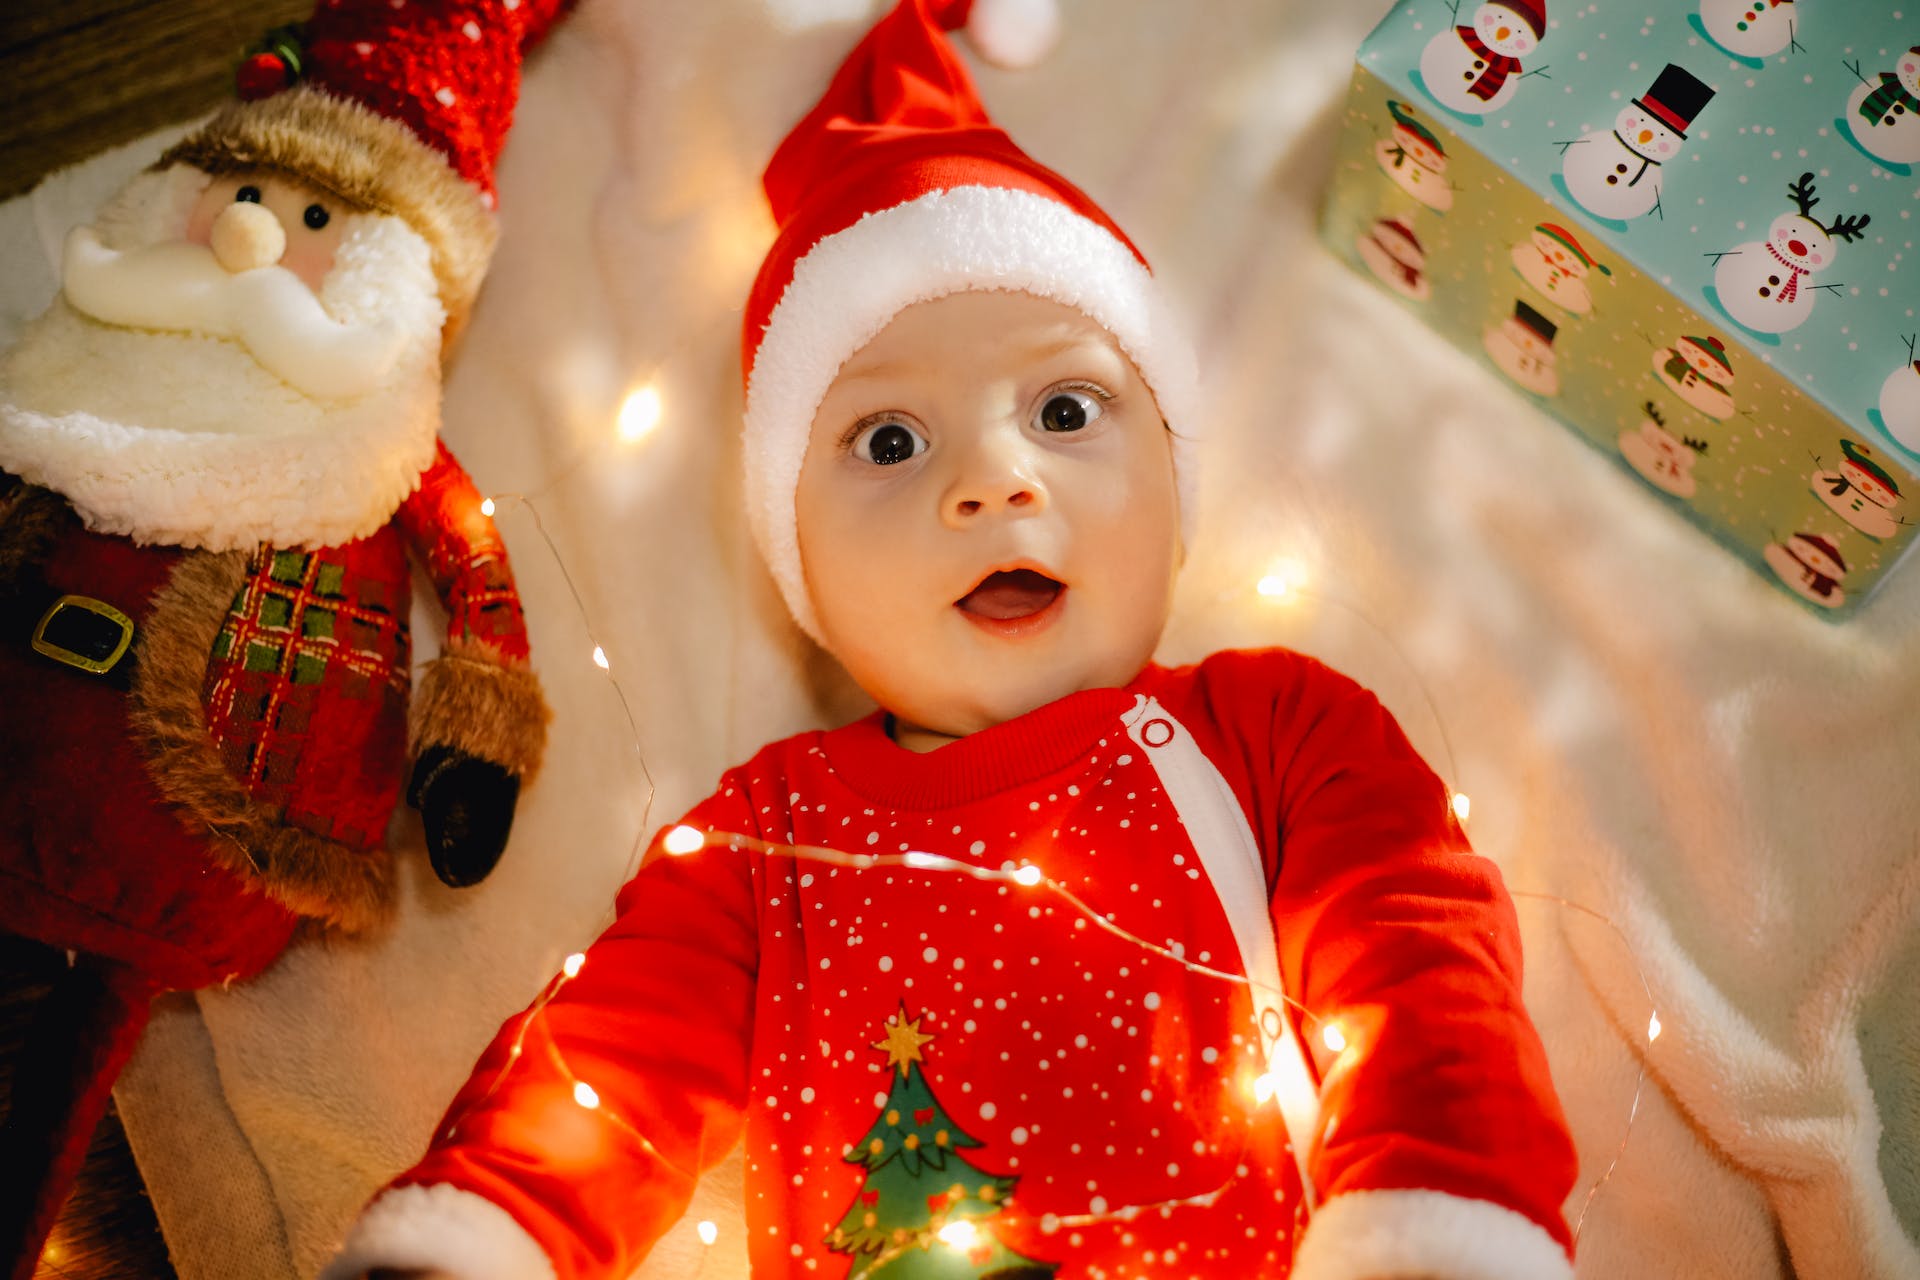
0, 174, 450, 551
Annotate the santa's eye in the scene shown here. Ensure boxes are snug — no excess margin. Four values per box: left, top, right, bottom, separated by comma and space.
1035, 389, 1106, 434
235, 185, 263, 204
851, 419, 927, 465
303, 203, 331, 230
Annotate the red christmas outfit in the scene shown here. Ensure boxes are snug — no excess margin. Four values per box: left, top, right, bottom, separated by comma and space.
332, 651, 1578, 1280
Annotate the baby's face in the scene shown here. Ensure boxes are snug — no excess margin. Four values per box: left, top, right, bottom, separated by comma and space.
795, 290, 1181, 749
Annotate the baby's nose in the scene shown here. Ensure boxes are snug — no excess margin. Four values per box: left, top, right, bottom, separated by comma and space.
210, 201, 285, 273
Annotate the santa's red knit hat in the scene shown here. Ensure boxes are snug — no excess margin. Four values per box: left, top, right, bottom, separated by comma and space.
742, 0, 1198, 641
158, 0, 574, 336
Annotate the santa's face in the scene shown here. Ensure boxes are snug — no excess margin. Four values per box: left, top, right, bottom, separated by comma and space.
1529, 232, 1589, 280
1840, 461, 1898, 508
185, 173, 349, 293
1393, 125, 1445, 171
1613, 105, 1684, 161
1767, 212, 1835, 273
796, 291, 1180, 752
1474, 4, 1537, 56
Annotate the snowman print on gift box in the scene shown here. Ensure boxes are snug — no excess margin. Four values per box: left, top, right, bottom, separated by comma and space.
1560, 64, 1716, 223
1484, 299, 1561, 396
1652, 333, 1737, 421
1418, 0, 1545, 117
1510, 221, 1611, 315
1841, 45, 1920, 169
1764, 530, 1849, 608
1357, 217, 1433, 300
1374, 100, 1455, 212
1811, 439, 1907, 539
1619, 401, 1707, 499
1697, 0, 1802, 63
1709, 172, 1870, 336
1879, 337, 1920, 453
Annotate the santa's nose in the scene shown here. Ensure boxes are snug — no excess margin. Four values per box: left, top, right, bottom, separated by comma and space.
1788, 239, 1808, 257
210, 201, 285, 273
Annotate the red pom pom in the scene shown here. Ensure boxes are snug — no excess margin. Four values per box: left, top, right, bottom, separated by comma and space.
236, 52, 291, 101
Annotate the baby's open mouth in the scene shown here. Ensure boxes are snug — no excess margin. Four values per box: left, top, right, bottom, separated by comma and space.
955, 568, 1064, 621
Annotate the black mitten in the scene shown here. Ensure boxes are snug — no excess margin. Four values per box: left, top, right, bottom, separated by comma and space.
407, 745, 520, 888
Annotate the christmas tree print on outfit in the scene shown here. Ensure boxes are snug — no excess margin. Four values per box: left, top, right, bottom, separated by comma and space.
1840, 44, 1920, 168
1357, 217, 1433, 300
828, 1007, 1057, 1280
1374, 100, 1455, 211
1619, 400, 1707, 499
1510, 221, 1611, 315
1764, 531, 1849, 607
1484, 298, 1561, 395
1559, 63, 1715, 223
1709, 172, 1869, 337
1651, 334, 1737, 421
1695, 0, 1802, 64
1417, 0, 1546, 117
1811, 439, 1908, 540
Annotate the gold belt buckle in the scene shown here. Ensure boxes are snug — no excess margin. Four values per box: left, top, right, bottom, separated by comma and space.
31, 594, 135, 675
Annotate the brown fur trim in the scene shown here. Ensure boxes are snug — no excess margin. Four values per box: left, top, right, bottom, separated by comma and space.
126, 550, 392, 934
0, 480, 77, 597
409, 637, 550, 781
157, 86, 497, 344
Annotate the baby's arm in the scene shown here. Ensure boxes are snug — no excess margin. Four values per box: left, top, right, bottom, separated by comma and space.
321, 776, 766, 1280
1203, 651, 1579, 1279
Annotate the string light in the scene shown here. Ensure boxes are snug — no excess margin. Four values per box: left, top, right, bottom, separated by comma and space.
591, 644, 610, 670
480, 496, 496, 517
1320, 1022, 1347, 1053
936, 1220, 979, 1250
696, 1220, 719, 1246
1648, 1012, 1662, 1043
616, 384, 662, 443
573, 1081, 600, 1110
663, 823, 706, 855
562, 952, 585, 978
1451, 791, 1471, 823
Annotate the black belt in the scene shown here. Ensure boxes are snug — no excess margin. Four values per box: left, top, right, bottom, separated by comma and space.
8, 578, 136, 690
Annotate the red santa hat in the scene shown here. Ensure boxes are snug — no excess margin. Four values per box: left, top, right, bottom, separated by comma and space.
741, 0, 1199, 642
156, 0, 574, 340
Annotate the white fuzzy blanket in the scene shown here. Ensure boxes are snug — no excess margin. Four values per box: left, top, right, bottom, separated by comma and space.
4, 1, 1917, 1277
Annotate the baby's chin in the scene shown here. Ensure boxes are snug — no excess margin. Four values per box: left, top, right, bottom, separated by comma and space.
875, 656, 1151, 745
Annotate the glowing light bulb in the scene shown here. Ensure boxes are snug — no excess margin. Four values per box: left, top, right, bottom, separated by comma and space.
937, 1220, 979, 1250
617, 384, 662, 443
1257, 559, 1308, 600
1451, 792, 1471, 823
480, 497, 496, 517
573, 1081, 600, 1110
663, 825, 706, 856
1252, 1073, 1278, 1103
1321, 1021, 1347, 1053
1647, 1012, 1662, 1043
1013, 865, 1043, 886
1256, 574, 1291, 598
592, 645, 609, 670
562, 952, 585, 978
696, 1221, 719, 1246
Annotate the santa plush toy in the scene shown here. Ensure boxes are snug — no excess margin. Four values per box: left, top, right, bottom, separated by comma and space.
0, 1, 569, 1272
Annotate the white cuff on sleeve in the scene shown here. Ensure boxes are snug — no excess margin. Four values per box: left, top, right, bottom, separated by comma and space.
1291, 1188, 1574, 1280
317, 1183, 558, 1280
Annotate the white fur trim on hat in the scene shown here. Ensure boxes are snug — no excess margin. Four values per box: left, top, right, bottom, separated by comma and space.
966, 0, 1061, 69
743, 184, 1199, 643
318, 1183, 558, 1280
1291, 1188, 1574, 1280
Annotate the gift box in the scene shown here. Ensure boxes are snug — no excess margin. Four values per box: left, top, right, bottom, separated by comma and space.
1319, 1, 1920, 618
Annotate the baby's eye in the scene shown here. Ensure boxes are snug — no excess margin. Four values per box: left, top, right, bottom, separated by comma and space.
235, 185, 263, 204
1036, 390, 1104, 434
303, 203, 331, 230
852, 419, 927, 465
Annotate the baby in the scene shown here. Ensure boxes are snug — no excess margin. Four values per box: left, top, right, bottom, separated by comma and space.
327, 2, 1577, 1277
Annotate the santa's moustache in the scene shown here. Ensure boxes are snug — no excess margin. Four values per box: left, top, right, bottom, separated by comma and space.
62, 227, 404, 401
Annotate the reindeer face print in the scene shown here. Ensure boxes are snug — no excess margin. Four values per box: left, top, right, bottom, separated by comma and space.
1613, 106, 1683, 160
1768, 212, 1834, 271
